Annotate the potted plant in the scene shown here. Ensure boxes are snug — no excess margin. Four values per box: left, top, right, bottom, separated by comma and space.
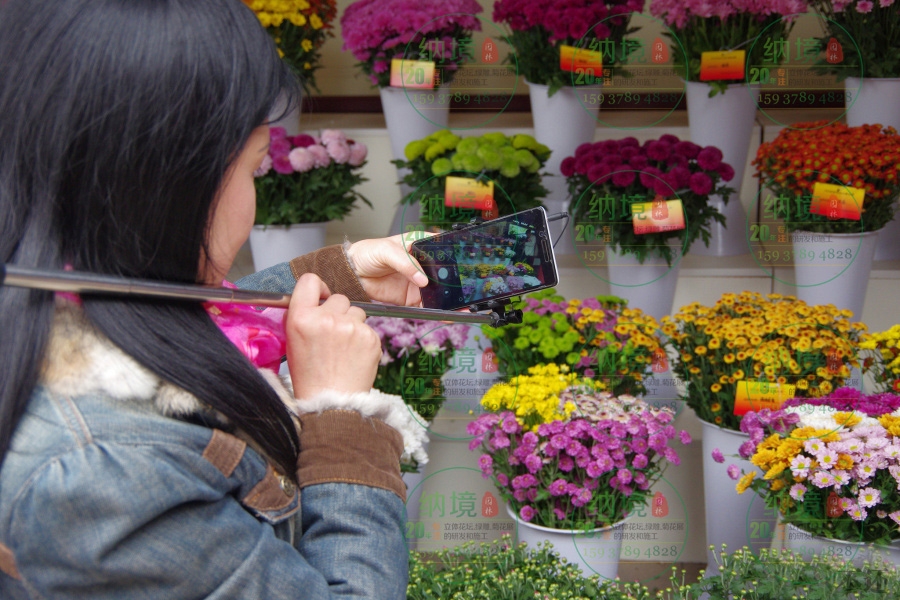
492, 0, 644, 220
861, 324, 900, 393
648, 0, 806, 256
243, 0, 338, 132
467, 363, 690, 579
753, 120, 900, 317
482, 288, 662, 397
562, 135, 735, 318
732, 390, 900, 566
249, 127, 369, 270
661, 290, 866, 568
392, 130, 550, 229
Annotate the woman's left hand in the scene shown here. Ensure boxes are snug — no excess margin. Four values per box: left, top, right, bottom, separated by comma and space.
346, 233, 430, 306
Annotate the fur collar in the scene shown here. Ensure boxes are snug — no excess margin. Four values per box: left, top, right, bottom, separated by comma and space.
39, 303, 294, 417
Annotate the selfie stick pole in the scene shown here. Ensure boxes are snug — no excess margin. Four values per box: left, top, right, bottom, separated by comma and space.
0, 264, 495, 325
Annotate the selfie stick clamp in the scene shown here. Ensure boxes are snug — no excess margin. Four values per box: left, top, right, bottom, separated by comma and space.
469, 299, 523, 327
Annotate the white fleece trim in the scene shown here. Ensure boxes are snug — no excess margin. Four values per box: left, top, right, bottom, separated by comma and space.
286, 388, 430, 467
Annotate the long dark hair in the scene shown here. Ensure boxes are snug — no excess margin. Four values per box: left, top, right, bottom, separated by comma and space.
0, 0, 302, 477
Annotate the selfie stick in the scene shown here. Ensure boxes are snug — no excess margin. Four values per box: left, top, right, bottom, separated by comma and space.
0, 264, 499, 325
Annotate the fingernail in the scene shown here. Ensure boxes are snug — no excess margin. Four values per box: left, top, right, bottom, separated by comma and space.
414, 273, 428, 287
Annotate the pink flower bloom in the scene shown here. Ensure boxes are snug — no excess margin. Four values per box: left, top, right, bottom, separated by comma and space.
288, 148, 316, 173
524, 454, 542, 474
858, 487, 881, 508
617, 468, 633, 485
321, 129, 347, 145
849, 504, 868, 521
291, 134, 316, 148
348, 142, 368, 166
688, 172, 713, 196
789, 483, 806, 501
890, 510, 900, 526
856, 0, 874, 12
696, 147, 723, 170
549, 478, 568, 496
270, 126, 288, 140
812, 471, 835, 488
306, 144, 331, 168
478, 454, 493, 475
272, 154, 293, 175
325, 140, 351, 164
712, 448, 725, 463
679, 430, 692, 445
269, 137, 291, 158
632, 454, 648, 469
519, 505, 535, 522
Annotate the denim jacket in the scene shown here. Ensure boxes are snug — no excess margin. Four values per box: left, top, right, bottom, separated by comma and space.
0, 247, 413, 599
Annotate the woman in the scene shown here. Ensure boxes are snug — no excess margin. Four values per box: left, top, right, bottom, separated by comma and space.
0, 1, 424, 597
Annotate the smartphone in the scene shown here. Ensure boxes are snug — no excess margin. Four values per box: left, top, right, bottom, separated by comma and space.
410, 207, 559, 311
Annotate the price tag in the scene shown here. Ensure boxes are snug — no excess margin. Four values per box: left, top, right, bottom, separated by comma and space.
445, 176, 494, 210
560, 44, 602, 75
810, 182, 863, 221
632, 197, 685, 235
390, 59, 435, 89
733, 381, 797, 416
699, 50, 746, 81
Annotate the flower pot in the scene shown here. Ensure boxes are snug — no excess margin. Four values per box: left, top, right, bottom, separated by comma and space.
791, 229, 880, 319
382, 84, 451, 236
783, 523, 900, 568
506, 505, 626, 581
606, 243, 682, 321
845, 77, 900, 261
248, 222, 328, 272
700, 419, 767, 574
685, 82, 759, 256
528, 81, 599, 255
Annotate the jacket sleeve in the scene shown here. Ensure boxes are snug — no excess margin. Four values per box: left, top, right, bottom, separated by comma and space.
4, 414, 408, 599
235, 245, 369, 301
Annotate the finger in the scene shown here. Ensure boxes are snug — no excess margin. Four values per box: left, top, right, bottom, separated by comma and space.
291, 273, 331, 309
381, 237, 429, 288
318, 293, 351, 314
347, 305, 367, 322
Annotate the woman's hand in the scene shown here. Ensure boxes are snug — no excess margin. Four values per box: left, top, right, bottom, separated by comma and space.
284, 273, 382, 399
346, 233, 431, 307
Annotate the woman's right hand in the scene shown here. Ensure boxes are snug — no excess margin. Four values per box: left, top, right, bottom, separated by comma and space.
284, 273, 381, 400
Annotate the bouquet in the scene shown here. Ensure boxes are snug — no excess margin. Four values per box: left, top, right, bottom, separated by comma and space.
562, 135, 736, 265
649, 0, 808, 96
861, 325, 900, 393
253, 128, 370, 225
483, 289, 662, 397
732, 389, 900, 546
810, 0, 900, 79
340, 0, 482, 88
393, 130, 550, 228
367, 317, 470, 472
492, 0, 644, 96
754, 120, 900, 233
467, 364, 691, 530
243, 0, 337, 92
661, 291, 866, 430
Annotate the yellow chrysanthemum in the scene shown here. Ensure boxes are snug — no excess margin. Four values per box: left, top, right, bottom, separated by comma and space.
736, 471, 756, 494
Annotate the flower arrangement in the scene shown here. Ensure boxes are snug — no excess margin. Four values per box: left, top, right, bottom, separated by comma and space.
467, 364, 690, 530
484, 289, 663, 396
563, 135, 736, 265
243, 0, 337, 92
492, 0, 644, 96
254, 128, 370, 225
810, 0, 900, 79
861, 325, 900, 393
367, 317, 470, 472
409, 540, 900, 599
661, 291, 866, 430
648, 0, 808, 96
340, 0, 482, 88
754, 120, 900, 233
731, 390, 900, 546
393, 130, 550, 228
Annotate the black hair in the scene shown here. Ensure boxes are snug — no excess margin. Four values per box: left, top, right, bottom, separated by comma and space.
0, 0, 303, 477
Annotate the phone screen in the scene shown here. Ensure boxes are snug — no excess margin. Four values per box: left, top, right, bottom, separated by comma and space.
411, 207, 559, 311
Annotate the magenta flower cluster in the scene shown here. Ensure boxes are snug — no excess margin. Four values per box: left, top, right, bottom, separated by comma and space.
341, 0, 482, 85
366, 317, 470, 365
781, 387, 900, 418
837, 0, 896, 13
561, 135, 734, 198
467, 402, 690, 528
255, 127, 367, 177
493, 0, 644, 43
649, 0, 809, 29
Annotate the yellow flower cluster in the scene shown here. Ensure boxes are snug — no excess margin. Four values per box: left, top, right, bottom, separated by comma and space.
245, 0, 312, 28
662, 292, 865, 430
481, 363, 588, 429
860, 324, 900, 393
879, 414, 900, 436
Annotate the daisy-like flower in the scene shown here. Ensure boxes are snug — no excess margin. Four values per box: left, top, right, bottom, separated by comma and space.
790, 454, 812, 478
712, 448, 725, 463
804, 439, 827, 456
855, 461, 878, 482
789, 483, 807, 502
865, 437, 890, 451
811, 470, 835, 488
830, 470, 850, 489
727, 464, 741, 480
883, 444, 900, 459
858, 487, 881, 508
817, 449, 839, 469
839, 497, 856, 511
848, 504, 868, 521
890, 511, 900, 526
